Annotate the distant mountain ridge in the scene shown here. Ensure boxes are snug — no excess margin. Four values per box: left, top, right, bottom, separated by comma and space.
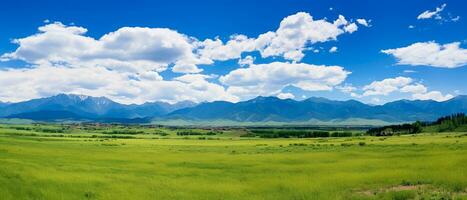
0, 94, 466, 124
167, 95, 467, 123
0, 94, 196, 122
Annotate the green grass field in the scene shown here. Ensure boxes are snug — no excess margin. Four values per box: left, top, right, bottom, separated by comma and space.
0, 124, 466, 199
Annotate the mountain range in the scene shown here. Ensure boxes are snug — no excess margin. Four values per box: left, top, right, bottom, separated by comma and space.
0, 94, 466, 124
0, 94, 195, 122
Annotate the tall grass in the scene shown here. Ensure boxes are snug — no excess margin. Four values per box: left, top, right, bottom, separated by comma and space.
0, 126, 465, 199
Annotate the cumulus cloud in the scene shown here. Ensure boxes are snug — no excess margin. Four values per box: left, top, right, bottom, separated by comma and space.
0, 22, 242, 103
412, 91, 453, 102
0, 12, 365, 103
0, 22, 210, 74
363, 77, 413, 96
172, 62, 203, 73
343, 23, 358, 33
0, 64, 238, 104
220, 62, 350, 99
382, 41, 467, 68
199, 12, 368, 62
258, 12, 346, 61
361, 76, 453, 102
400, 84, 428, 94
198, 35, 255, 61
417, 4, 446, 20
2, 11, 367, 72
238, 55, 255, 67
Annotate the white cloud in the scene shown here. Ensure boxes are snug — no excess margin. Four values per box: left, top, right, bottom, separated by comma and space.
382, 41, 467, 68
0, 22, 209, 74
333, 15, 348, 26
337, 84, 361, 98
0, 65, 117, 102
361, 76, 453, 102
329, 46, 338, 53
356, 19, 369, 27
363, 77, 413, 96
0, 64, 238, 104
172, 62, 203, 73
0, 13, 366, 103
408, 25, 415, 29
400, 84, 428, 94
417, 4, 446, 20
173, 73, 214, 83
2, 12, 368, 69
220, 62, 350, 100
258, 12, 350, 61
0, 22, 237, 103
238, 55, 255, 67
344, 23, 358, 33
277, 93, 295, 99
198, 35, 255, 61
412, 91, 453, 102
199, 12, 368, 62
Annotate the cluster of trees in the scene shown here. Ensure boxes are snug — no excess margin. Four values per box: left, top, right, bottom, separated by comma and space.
176, 131, 219, 136
431, 113, 467, 132
176, 131, 203, 136
12, 126, 66, 133
367, 113, 466, 136
366, 122, 422, 136
244, 130, 353, 138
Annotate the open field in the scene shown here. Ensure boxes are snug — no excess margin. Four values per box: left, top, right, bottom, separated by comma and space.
0, 124, 466, 200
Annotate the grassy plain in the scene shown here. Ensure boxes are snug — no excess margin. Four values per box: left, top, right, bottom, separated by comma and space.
0, 124, 466, 200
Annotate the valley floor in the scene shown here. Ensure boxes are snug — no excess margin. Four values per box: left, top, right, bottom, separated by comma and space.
0, 128, 466, 199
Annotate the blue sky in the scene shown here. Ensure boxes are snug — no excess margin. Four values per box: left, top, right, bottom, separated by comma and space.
0, 0, 466, 104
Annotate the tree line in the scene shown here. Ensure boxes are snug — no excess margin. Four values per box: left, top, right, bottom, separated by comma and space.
366, 122, 422, 136
366, 113, 466, 136
432, 113, 467, 132
243, 129, 353, 138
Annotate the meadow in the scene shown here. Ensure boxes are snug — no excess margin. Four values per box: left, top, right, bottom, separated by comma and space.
0, 124, 466, 200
